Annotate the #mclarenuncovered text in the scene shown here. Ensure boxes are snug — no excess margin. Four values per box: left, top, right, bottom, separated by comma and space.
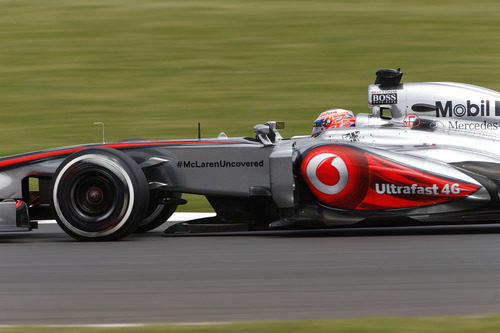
177, 160, 265, 168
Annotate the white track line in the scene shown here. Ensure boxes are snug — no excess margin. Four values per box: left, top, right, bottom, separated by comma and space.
36, 212, 216, 225
0, 322, 233, 328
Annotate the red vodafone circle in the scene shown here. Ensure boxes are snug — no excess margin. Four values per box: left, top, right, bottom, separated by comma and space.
300, 145, 369, 209
316, 156, 340, 186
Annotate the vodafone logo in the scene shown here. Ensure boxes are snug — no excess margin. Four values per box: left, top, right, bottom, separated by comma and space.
305, 153, 348, 194
300, 145, 369, 210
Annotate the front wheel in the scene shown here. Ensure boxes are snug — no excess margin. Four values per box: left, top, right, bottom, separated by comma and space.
52, 147, 149, 241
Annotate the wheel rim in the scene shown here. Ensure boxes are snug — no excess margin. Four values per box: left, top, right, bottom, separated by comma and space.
53, 154, 135, 238
72, 172, 116, 220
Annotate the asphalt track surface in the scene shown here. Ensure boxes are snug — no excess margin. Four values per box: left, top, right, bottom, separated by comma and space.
2, 221, 500, 325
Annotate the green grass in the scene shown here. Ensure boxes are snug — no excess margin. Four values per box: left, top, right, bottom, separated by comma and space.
2, 0, 500, 212
5, 316, 500, 333
177, 193, 211, 212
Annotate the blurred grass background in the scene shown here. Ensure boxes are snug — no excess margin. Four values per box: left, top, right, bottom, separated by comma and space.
5, 316, 500, 332
1, 0, 500, 211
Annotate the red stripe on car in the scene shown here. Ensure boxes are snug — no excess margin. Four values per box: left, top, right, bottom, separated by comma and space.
0, 141, 242, 168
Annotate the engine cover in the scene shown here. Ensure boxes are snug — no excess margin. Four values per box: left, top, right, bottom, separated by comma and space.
300, 145, 480, 210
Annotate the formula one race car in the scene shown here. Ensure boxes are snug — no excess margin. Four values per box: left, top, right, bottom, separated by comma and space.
3, 69, 500, 241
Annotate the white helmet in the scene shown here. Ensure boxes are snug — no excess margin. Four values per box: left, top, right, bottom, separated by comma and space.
312, 109, 356, 137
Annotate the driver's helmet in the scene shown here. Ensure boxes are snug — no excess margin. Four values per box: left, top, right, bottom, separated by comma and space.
312, 108, 355, 137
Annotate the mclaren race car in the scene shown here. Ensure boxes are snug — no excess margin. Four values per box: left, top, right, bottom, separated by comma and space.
3, 69, 500, 241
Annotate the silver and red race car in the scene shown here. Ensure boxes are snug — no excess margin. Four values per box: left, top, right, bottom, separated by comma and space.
3, 68, 500, 241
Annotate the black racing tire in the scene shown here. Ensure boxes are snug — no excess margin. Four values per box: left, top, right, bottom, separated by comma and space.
134, 190, 180, 233
52, 147, 149, 241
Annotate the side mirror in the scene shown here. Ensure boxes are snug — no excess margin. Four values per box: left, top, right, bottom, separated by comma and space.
254, 124, 270, 135
253, 121, 285, 145
254, 124, 272, 145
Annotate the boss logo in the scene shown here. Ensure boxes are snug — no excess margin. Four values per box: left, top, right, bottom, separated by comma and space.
372, 93, 398, 104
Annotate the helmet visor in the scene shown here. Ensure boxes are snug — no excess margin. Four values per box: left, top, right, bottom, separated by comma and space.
312, 120, 325, 137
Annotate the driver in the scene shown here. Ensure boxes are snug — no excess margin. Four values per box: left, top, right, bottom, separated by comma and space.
312, 108, 356, 137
